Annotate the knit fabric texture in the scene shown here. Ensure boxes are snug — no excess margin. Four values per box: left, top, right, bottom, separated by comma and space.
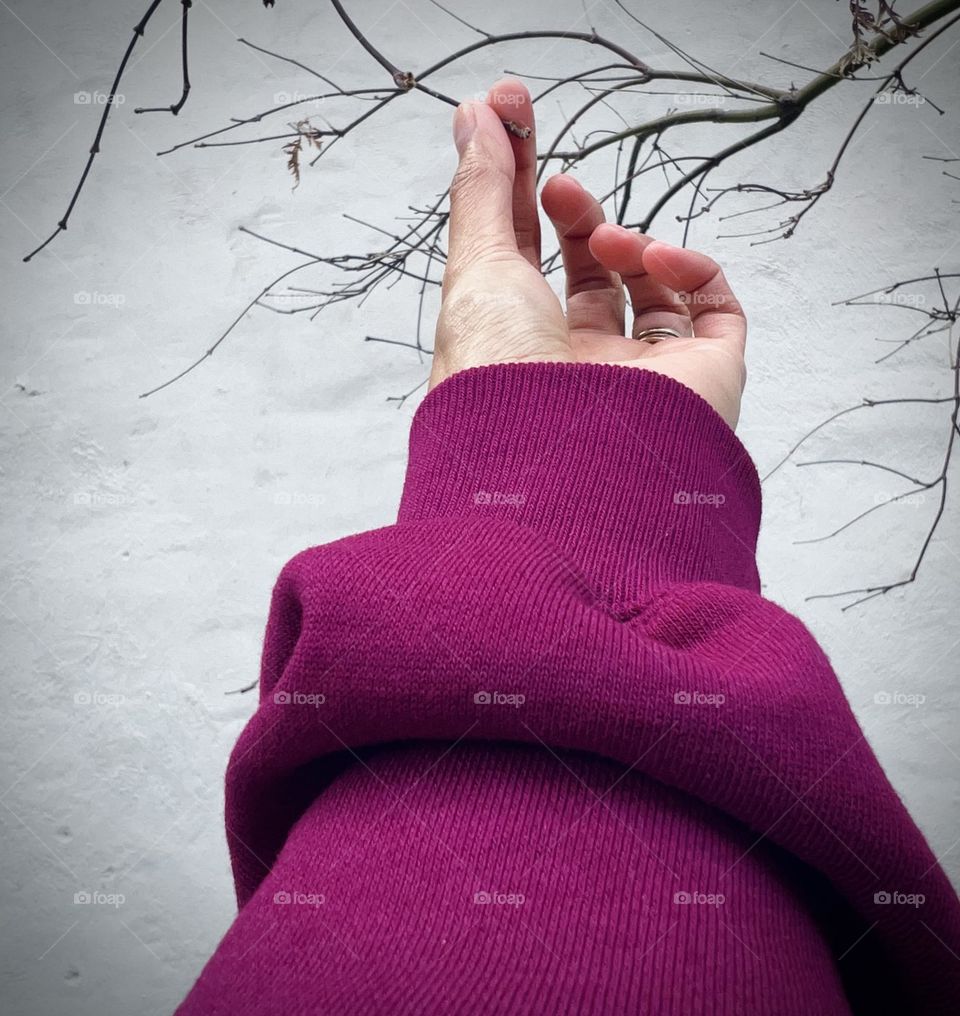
175, 362, 960, 1015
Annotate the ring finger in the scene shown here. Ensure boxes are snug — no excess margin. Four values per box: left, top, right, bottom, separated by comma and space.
588, 223, 694, 338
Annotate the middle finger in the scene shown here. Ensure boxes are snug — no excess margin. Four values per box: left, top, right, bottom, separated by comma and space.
541, 173, 625, 335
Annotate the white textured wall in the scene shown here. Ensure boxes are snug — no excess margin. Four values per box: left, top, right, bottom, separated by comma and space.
1, 2, 958, 1013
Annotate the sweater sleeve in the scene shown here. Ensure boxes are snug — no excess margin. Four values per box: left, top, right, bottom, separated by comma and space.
222, 362, 960, 1014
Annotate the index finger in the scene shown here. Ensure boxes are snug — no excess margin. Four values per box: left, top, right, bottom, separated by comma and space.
486, 78, 541, 270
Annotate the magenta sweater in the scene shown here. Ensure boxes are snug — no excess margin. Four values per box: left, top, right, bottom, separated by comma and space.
176, 363, 960, 1014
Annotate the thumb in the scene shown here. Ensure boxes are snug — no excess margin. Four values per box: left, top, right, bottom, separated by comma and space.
445, 101, 518, 284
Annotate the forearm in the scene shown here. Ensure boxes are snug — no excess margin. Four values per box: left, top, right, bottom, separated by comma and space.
178, 364, 960, 1015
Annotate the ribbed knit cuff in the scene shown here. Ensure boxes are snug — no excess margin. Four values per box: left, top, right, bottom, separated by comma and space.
397, 362, 761, 610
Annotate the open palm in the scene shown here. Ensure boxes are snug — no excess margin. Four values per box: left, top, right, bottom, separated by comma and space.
431, 78, 748, 430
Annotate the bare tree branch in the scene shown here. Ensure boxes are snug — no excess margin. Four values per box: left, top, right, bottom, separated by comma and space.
23, 0, 167, 261
135, 0, 193, 115
771, 272, 958, 608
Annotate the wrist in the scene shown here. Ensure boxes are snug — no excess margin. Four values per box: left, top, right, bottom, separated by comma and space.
399, 361, 761, 611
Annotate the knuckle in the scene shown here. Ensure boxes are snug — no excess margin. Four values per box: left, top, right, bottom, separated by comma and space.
450, 150, 511, 197
641, 301, 686, 316
449, 159, 481, 197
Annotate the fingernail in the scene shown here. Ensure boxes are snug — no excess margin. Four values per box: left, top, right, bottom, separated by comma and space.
454, 103, 477, 155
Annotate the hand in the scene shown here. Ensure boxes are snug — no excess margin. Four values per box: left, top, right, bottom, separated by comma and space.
430, 78, 748, 430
